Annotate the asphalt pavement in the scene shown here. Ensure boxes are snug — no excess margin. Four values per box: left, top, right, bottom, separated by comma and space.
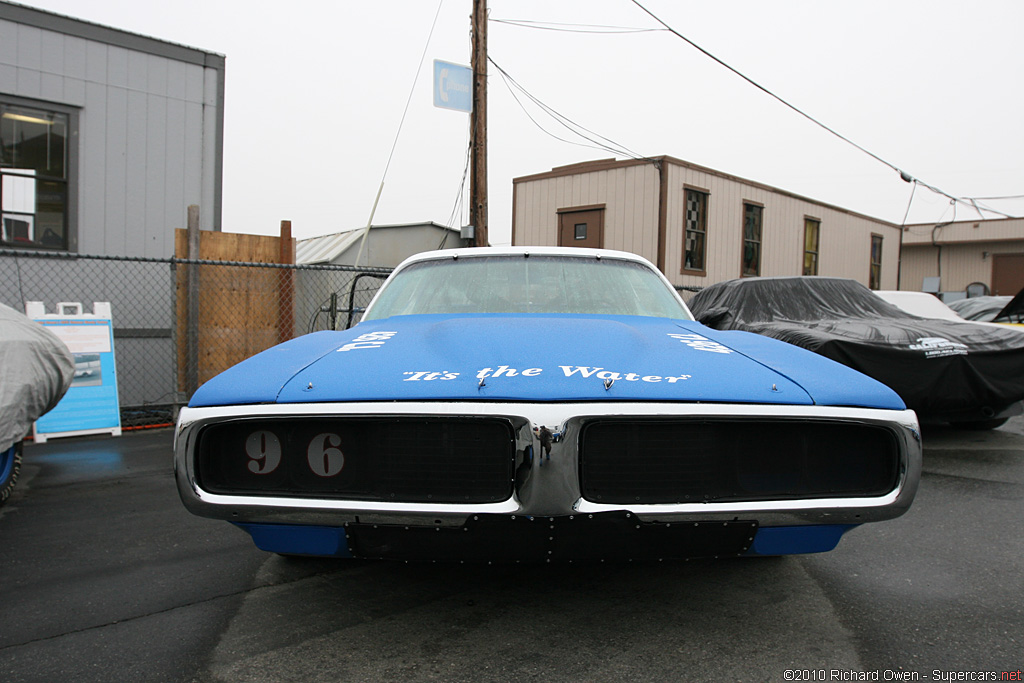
0, 419, 1021, 682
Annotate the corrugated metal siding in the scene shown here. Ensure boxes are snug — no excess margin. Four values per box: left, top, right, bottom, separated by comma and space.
900, 242, 1024, 293
0, 15, 220, 258
903, 218, 1024, 245
296, 231, 363, 264
514, 164, 661, 264
899, 218, 1024, 292
664, 162, 900, 289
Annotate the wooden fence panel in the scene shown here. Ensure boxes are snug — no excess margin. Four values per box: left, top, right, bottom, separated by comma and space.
175, 225, 295, 392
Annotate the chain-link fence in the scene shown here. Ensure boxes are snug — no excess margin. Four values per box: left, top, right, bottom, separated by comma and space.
1, 249, 392, 428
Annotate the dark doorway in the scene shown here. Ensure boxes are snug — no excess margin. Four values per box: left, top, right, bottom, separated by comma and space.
992, 253, 1024, 295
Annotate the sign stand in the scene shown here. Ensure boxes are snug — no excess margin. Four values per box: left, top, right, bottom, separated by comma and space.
27, 301, 122, 443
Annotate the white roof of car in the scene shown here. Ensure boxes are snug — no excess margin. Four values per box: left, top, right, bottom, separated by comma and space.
397, 246, 655, 267
874, 291, 964, 321
875, 290, 1023, 333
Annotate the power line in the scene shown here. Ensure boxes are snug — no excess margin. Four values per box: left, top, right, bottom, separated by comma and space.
490, 56, 654, 163
381, 1, 445, 179
356, 0, 445, 266
627, 0, 1017, 220
491, 18, 666, 34
445, 140, 472, 232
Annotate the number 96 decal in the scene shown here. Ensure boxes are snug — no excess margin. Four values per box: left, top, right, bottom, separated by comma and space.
306, 433, 345, 477
244, 430, 345, 477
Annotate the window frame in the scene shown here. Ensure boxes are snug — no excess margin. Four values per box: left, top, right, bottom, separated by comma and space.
740, 201, 763, 277
682, 186, 709, 275
0, 95, 79, 252
803, 216, 820, 276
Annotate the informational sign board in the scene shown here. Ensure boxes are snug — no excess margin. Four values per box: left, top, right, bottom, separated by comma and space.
27, 301, 122, 443
433, 59, 472, 113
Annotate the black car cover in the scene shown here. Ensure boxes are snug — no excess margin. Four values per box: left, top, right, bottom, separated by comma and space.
994, 288, 1024, 323
947, 295, 1012, 322
689, 276, 1024, 420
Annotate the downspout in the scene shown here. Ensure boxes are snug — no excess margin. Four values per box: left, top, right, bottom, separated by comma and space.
656, 157, 668, 275
931, 221, 952, 287
897, 225, 904, 290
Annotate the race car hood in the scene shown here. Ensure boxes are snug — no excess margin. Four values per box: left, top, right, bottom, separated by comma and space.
189, 314, 904, 410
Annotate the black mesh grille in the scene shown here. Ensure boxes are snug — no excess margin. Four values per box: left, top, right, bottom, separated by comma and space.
580, 419, 900, 504
197, 417, 515, 503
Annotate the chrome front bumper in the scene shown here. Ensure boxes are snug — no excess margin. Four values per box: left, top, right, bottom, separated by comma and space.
174, 401, 921, 529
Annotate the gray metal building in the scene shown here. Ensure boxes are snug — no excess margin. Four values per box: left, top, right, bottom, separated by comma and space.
1, 2, 224, 420
1, 0, 224, 256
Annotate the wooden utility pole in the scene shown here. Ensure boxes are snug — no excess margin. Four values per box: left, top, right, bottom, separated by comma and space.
470, 0, 488, 246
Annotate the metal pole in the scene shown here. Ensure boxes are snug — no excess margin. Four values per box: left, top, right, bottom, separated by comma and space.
278, 219, 295, 344
470, 0, 489, 247
186, 205, 200, 397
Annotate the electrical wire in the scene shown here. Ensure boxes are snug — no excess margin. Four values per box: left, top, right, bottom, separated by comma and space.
494, 65, 622, 155
440, 140, 472, 249
627, 0, 1018, 220
491, 18, 666, 34
355, 0, 445, 266
381, 0, 445, 181
490, 56, 656, 164
899, 180, 918, 228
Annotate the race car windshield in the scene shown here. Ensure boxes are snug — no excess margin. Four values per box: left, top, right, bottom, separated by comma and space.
363, 255, 692, 320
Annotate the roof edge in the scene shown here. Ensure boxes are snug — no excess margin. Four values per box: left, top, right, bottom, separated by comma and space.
513, 155, 898, 228
0, 1, 225, 67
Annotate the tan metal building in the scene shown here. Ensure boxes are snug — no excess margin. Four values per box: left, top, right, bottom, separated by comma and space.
899, 217, 1024, 297
513, 156, 902, 292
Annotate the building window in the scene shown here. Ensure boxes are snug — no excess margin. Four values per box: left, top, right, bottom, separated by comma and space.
803, 218, 820, 275
574, 223, 587, 240
741, 203, 762, 277
869, 234, 883, 289
1, 103, 69, 250
683, 189, 708, 272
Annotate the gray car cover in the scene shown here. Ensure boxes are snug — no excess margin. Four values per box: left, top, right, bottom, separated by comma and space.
1, 303, 75, 451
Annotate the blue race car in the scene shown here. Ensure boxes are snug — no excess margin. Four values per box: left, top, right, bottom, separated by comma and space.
174, 248, 921, 561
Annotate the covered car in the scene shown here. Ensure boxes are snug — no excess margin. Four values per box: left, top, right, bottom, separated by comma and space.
949, 289, 1024, 327
946, 295, 1012, 322
1, 303, 74, 505
993, 289, 1024, 325
874, 291, 1021, 333
874, 291, 966, 322
690, 276, 1024, 428
175, 249, 921, 562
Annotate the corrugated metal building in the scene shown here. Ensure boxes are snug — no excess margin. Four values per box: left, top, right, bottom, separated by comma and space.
296, 222, 463, 267
513, 156, 902, 291
1, 2, 224, 413
1, 1, 224, 257
899, 217, 1024, 297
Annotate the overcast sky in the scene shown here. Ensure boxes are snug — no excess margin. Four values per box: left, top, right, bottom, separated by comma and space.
14, 0, 1024, 244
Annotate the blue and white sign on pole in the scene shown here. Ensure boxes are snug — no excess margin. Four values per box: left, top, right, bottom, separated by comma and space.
433, 60, 472, 113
